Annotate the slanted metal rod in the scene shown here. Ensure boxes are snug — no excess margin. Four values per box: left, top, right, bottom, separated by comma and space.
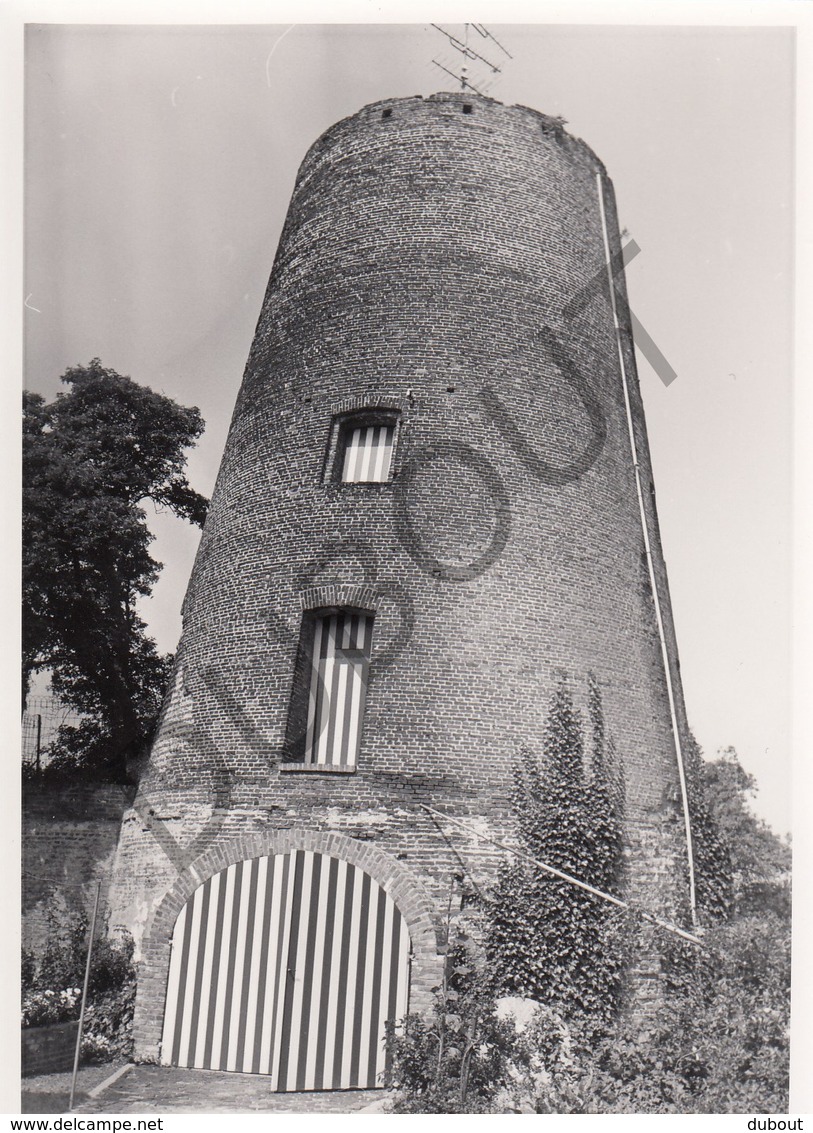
420, 803, 704, 948
433, 59, 462, 85
69, 880, 101, 1110
471, 24, 514, 58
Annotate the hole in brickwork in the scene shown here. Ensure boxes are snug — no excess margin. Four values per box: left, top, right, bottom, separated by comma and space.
462, 103, 473, 114
381, 108, 393, 119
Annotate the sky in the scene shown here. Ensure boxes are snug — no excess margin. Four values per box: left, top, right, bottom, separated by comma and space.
22, 20, 795, 835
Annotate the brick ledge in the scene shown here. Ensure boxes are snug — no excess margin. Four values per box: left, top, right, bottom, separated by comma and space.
279, 762, 357, 774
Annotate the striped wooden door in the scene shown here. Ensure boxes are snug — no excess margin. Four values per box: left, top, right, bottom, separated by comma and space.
160, 851, 411, 1090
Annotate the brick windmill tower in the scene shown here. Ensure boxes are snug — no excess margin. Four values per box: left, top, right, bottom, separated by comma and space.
109, 89, 696, 1092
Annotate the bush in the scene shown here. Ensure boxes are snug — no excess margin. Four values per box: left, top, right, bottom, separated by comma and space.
21, 987, 82, 1029
80, 982, 137, 1063
512, 903, 790, 1113
386, 907, 529, 1113
22, 901, 136, 1062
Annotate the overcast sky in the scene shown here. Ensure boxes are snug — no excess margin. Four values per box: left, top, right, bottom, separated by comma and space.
23, 21, 794, 834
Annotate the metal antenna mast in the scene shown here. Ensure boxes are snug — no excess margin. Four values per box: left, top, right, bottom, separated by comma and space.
431, 23, 512, 97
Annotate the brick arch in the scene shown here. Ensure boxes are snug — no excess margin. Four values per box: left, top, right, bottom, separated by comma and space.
330, 394, 408, 417
298, 583, 379, 612
132, 827, 443, 1060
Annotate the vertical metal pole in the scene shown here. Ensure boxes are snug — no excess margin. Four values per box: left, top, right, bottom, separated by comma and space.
69, 880, 101, 1111
35, 715, 42, 773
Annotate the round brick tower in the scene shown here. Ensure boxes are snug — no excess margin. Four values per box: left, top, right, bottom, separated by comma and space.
110, 92, 695, 1087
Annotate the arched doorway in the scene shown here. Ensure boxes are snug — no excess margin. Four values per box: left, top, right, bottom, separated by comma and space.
160, 849, 411, 1090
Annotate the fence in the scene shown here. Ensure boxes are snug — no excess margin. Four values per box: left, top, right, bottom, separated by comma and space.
22, 695, 84, 769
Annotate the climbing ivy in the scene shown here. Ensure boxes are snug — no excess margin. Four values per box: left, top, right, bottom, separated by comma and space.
486, 678, 629, 1029
683, 734, 734, 922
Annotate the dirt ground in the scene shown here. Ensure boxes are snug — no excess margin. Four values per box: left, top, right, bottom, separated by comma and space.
20, 1062, 126, 1114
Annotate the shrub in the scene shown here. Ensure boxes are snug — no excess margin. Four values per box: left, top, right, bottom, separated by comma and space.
81, 981, 136, 1063
21, 987, 82, 1029
22, 901, 136, 1062
515, 879, 790, 1112
483, 712, 788, 1113
386, 905, 529, 1113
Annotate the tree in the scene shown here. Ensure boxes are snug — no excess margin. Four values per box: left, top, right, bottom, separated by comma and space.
23, 359, 207, 779
699, 746, 790, 918
681, 734, 735, 921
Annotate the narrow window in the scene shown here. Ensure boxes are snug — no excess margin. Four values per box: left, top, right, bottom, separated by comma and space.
462, 103, 473, 114
381, 107, 393, 119
286, 609, 374, 768
331, 412, 399, 483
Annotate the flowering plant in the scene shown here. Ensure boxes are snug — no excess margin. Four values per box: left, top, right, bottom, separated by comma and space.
22, 987, 81, 1028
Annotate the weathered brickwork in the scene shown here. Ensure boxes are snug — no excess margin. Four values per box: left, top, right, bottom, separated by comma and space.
108, 92, 695, 1056
23, 781, 134, 951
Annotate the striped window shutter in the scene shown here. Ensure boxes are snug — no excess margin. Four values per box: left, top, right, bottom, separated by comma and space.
305, 612, 373, 767
341, 424, 395, 482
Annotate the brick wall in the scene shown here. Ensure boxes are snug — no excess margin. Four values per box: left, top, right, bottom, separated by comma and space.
21, 1020, 80, 1077
23, 780, 135, 951
108, 92, 695, 1054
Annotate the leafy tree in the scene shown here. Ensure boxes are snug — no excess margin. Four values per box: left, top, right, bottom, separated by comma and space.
682, 735, 734, 921
699, 746, 790, 918
23, 359, 207, 779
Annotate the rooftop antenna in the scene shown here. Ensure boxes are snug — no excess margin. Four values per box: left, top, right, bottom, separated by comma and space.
431, 23, 512, 97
